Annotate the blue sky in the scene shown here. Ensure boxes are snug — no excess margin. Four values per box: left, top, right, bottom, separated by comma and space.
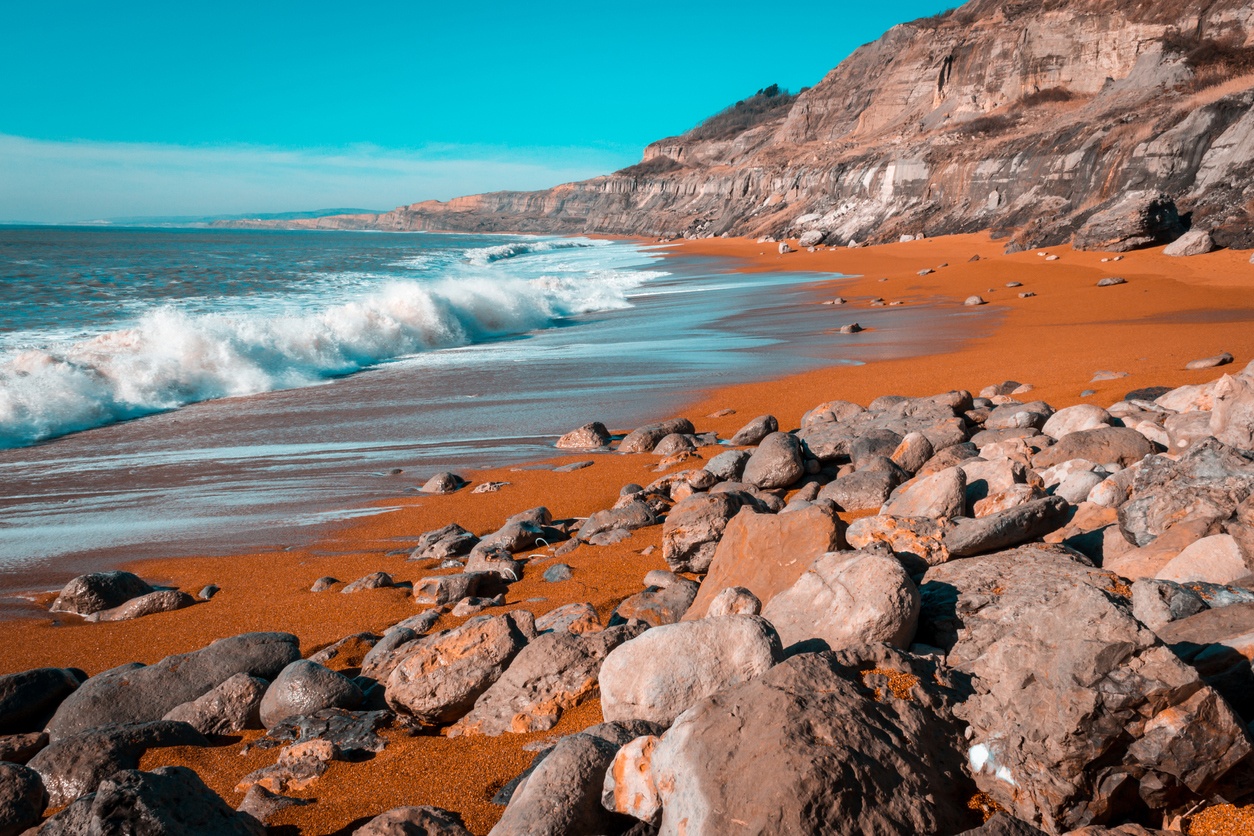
1, 1, 957, 222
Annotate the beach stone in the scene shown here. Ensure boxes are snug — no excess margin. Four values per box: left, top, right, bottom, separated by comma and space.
198, 584, 219, 600
1055, 470, 1105, 504
0, 732, 47, 764
599, 615, 783, 725
410, 523, 479, 562
1210, 373, 1254, 450
413, 573, 480, 605
964, 295, 987, 306
542, 563, 572, 582
706, 586, 761, 617
342, 572, 395, 593
684, 503, 844, 619
0, 761, 44, 836
1042, 404, 1112, 440
577, 501, 657, 542
46, 632, 300, 741
1130, 580, 1208, 631
1163, 411, 1214, 453
257, 707, 390, 759
1034, 426, 1155, 470
819, 469, 899, 511
890, 431, 935, 474
846, 514, 949, 568
357, 805, 472, 835
652, 432, 696, 457
704, 449, 750, 481
661, 492, 756, 574
472, 481, 508, 494
39, 766, 264, 836
919, 441, 982, 475
259, 660, 364, 729
612, 577, 699, 627
1155, 534, 1249, 585
420, 472, 465, 494
464, 547, 524, 582
235, 785, 313, 823
163, 673, 267, 736
1187, 352, 1234, 371
386, 611, 535, 725
761, 547, 920, 653
83, 589, 196, 623
882, 466, 966, 519
448, 624, 644, 738
619, 418, 695, 453
731, 415, 778, 446
919, 544, 1250, 830
974, 483, 1046, 517
493, 723, 658, 836
801, 399, 865, 427
310, 576, 339, 592
535, 602, 602, 635
961, 814, 1048, 835
307, 632, 379, 668
0, 668, 84, 735
742, 432, 805, 489
50, 571, 153, 616
1163, 228, 1215, 257
602, 648, 977, 835
943, 496, 1071, 557
986, 401, 1052, 431
451, 595, 503, 617
1097, 276, 1127, 287
556, 422, 611, 449
851, 428, 906, 466
29, 720, 208, 808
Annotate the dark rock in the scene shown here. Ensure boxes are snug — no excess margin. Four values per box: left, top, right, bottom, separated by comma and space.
742, 431, 805, 489
413, 573, 480, 605
0, 761, 44, 836
259, 660, 365, 729
577, 501, 657, 542
652, 433, 696, 457
83, 589, 197, 623
0, 731, 47, 764
28, 720, 209, 807
958, 813, 1048, 835
704, 449, 752, 481
39, 766, 264, 836
943, 496, 1072, 557
851, 428, 905, 467
310, 576, 339, 591
197, 585, 220, 601
410, 523, 479, 562
46, 633, 301, 740
163, 673, 268, 736
50, 571, 153, 616
543, 563, 572, 582
662, 492, 756, 574
619, 419, 696, 453
1033, 426, 1156, 470
342, 572, 395, 593
0, 667, 84, 734
235, 784, 314, 823
1072, 192, 1185, 253
355, 805, 473, 835
255, 708, 391, 759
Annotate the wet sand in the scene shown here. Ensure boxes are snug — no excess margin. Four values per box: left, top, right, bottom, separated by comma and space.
4, 233, 1254, 834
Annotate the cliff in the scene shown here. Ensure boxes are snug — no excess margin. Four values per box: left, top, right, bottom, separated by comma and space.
226, 0, 1254, 250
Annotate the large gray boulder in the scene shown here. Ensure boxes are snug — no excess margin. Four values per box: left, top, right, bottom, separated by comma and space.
1071, 191, 1185, 252
1033, 427, 1155, 470
943, 496, 1072, 557
602, 647, 980, 835
50, 571, 153, 616
162, 673, 267, 736
731, 415, 779, 446
661, 492, 756, 574
38, 766, 264, 836
742, 432, 805, 489
599, 615, 783, 726
0, 668, 85, 734
761, 547, 920, 653
45, 633, 301, 740
355, 805, 472, 835
259, 660, 364, 729
0, 762, 44, 836
619, 418, 696, 453
882, 466, 967, 518
918, 544, 1251, 831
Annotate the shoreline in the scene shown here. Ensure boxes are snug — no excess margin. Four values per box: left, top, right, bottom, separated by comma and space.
3, 232, 1254, 833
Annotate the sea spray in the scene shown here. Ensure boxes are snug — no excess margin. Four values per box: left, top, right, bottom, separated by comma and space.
0, 270, 648, 447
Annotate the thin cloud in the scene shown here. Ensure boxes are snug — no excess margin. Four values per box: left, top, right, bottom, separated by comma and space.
0, 134, 635, 224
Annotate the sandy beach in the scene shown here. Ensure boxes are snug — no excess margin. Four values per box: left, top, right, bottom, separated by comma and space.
5, 233, 1254, 834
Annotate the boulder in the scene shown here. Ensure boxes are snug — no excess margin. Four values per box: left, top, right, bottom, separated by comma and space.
39, 766, 264, 836
731, 415, 778, 446
919, 544, 1251, 831
1071, 191, 1185, 252
619, 418, 696, 453
556, 422, 612, 449
603, 648, 979, 835
1130, 579, 1208, 631
235, 785, 313, 824
846, 514, 949, 568
685, 503, 844, 619
577, 501, 657, 542
818, 469, 899, 511
882, 466, 966, 518
1163, 228, 1215, 257
0, 668, 84, 734
341, 572, 395, 593
1210, 373, 1254, 451
1155, 534, 1249, 585
890, 431, 935, 474
943, 496, 1071, 557
661, 492, 755, 574
413, 573, 480, 605
0, 762, 45, 836
704, 449, 751, 481
163, 673, 268, 736
1033, 427, 1155, 470
801, 399, 865, 427
742, 432, 805, 489
46, 633, 301, 741
1042, 404, 1112, 440
652, 433, 696, 457
535, 602, 602, 636
761, 547, 920, 652
1185, 352, 1234, 371
259, 660, 364, 729
83, 589, 197, 622
29, 720, 209, 807
612, 578, 699, 626
448, 624, 644, 737
410, 523, 479, 562
385, 611, 535, 725
798, 230, 825, 247
0, 732, 47, 765
50, 571, 153, 616
599, 615, 783, 725
464, 547, 525, 581
420, 472, 465, 494
706, 586, 762, 617
356, 806, 472, 835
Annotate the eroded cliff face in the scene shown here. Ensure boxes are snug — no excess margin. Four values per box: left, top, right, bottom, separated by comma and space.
233, 0, 1254, 249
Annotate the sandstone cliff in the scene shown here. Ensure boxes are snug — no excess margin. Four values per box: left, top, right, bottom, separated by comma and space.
229, 0, 1254, 250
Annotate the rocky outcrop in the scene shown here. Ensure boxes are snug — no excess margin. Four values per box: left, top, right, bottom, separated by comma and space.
227, 0, 1254, 250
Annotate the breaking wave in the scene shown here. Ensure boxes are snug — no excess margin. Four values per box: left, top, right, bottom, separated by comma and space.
463, 239, 602, 266
0, 271, 645, 448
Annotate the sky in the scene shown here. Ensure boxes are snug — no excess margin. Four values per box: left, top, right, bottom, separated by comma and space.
1, 1, 958, 223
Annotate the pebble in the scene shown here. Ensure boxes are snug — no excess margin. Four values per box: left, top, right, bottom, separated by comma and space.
1091, 370, 1130, 381
554, 461, 594, 473
543, 564, 573, 583
839, 323, 864, 334
1097, 277, 1127, 287
472, 482, 509, 494
964, 295, 987, 306
310, 577, 339, 592
197, 585, 220, 601
1006, 282, 1022, 288
1018, 291, 1036, 298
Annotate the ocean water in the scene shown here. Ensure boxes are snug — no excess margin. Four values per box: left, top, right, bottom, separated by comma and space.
0, 226, 991, 596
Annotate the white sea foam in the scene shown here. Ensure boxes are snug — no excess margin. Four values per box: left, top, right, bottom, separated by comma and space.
0, 270, 648, 448
463, 239, 604, 266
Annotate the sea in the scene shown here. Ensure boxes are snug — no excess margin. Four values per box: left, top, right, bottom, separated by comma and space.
0, 226, 989, 599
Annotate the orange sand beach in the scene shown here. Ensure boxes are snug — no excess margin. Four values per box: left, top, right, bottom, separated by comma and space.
3, 233, 1254, 834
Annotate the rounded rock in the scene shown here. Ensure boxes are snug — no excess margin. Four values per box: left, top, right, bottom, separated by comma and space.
259, 660, 364, 729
